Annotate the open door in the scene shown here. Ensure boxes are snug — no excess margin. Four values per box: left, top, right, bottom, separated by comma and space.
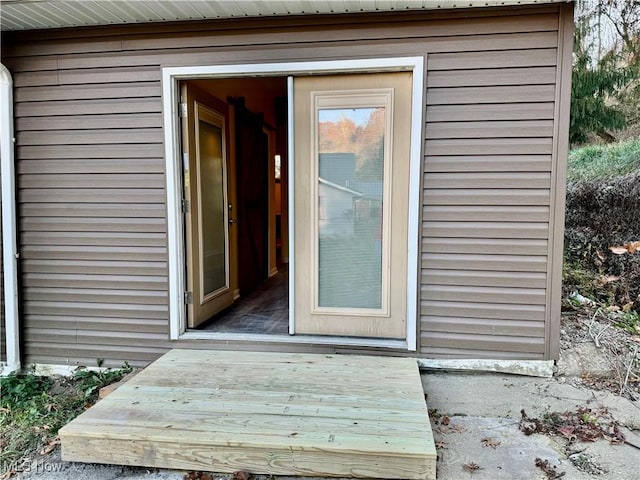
293, 72, 412, 339
181, 83, 237, 328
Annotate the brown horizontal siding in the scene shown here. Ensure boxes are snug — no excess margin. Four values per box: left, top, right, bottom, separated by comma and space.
23, 301, 166, 319
421, 301, 545, 321
419, 346, 544, 360
426, 103, 555, 122
20, 189, 165, 203
22, 343, 169, 367
423, 206, 550, 223
425, 138, 553, 156
421, 270, 547, 288
17, 113, 163, 130
420, 8, 559, 358
18, 128, 163, 146
16, 98, 162, 117
423, 188, 550, 206
18, 159, 164, 174
25, 315, 167, 333
24, 287, 166, 305
21, 217, 166, 232
1, 4, 564, 365
21, 232, 166, 247
421, 332, 545, 354
422, 285, 546, 305
13, 67, 162, 87
422, 223, 549, 239
427, 85, 555, 105
21, 246, 166, 261
423, 316, 544, 337
20, 205, 165, 219
23, 273, 167, 290
423, 172, 551, 189
427, 66, 556, 87
18, 174, 164, 188
18, 145, 165, 159
424, 155, 552, 172
422, 238, 548, 255
21, 259, 166, 275
425, 120, 554, 139
14, 82, 161, 102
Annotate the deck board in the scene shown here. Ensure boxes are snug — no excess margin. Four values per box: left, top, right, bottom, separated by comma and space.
59, 349, 436, 479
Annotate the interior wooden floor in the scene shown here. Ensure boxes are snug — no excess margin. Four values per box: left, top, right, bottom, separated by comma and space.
200, 269, 288, 334
59, 349, 437, 479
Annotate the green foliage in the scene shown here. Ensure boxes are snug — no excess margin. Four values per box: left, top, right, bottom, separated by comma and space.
0, 362, 132, 475
614, 310, 640, 334
567, 138, 640, 181
562, 258, 614, 305
72, 361, 131, 400
0, 369, 52, 408
570, 2, 640, 145
571, 27, 633, 144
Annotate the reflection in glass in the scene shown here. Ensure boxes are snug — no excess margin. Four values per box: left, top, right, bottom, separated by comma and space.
199, 120, 226, 296
317, 107, 385, 309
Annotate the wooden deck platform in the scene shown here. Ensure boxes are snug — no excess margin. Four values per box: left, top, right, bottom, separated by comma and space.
59, 349, 436, 479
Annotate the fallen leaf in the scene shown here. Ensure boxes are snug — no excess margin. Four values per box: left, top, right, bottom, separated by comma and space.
463, 462, 482, 472
0, 470, 16, 480
605, 423, 625, 444
440, 415, 450, 425
435, 440, 448, 449
520, 409, 544, 435
480, 437, 501, 449
609, 246, 628, 255
233, 471, 251, 480
39, 437, 61, 455
558, 426, 577, 441
596, 250, 605, 262
451, 424, 467, 433
598, 275, 620, 285
183, 473, 213, 480
622, 302, 634, 313
625, 241, 640, 254
535, 457, 565, 479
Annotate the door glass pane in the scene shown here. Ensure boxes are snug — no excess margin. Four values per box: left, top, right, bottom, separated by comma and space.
199, 120, 226, 296
317, 107, 385, 309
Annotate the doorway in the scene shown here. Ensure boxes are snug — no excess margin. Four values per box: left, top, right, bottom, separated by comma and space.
180, 77, 289, 335
165, 58, 423, 349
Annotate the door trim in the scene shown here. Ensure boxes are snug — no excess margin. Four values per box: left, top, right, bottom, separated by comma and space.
162, 57, 424, 350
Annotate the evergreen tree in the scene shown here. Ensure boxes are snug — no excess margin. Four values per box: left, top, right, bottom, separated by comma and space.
570, 6, 635, 144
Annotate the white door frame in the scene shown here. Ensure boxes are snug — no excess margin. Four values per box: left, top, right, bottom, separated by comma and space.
162, 57, 424, 350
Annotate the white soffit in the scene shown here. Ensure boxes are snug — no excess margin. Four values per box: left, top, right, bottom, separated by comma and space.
1, 0, 571, 31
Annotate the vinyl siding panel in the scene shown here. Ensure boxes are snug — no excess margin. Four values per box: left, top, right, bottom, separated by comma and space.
2, 4, 569, 365
421, 7, 563, 359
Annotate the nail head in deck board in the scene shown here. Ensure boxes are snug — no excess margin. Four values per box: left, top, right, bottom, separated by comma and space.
59, 349, 436, 479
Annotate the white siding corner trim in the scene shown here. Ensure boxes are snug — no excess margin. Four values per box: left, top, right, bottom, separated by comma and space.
0, 63, 20, 374
162, 57, 424, 350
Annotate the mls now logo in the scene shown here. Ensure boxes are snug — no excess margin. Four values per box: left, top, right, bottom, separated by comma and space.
14, 460, 65, 474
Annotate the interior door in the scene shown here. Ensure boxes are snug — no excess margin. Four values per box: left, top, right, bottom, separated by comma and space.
293, 72, 412, 339
181, 83, 237, 328
234, 99, 269, 296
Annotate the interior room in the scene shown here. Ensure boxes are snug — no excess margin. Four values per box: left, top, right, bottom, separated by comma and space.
181, 76, 289, 335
